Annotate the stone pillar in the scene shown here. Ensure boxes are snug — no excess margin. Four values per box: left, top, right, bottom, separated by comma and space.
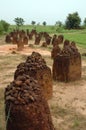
52, 53, 81, 82
5, 75, 55, 130
14, 52, 53, 100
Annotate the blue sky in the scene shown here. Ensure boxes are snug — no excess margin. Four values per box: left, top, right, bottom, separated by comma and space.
0, 0, 86, 25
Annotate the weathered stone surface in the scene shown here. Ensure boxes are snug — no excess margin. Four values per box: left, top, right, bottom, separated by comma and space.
51, 45, 61, 59
5, 75, 55, 130
57, 34, 64, 44
41, 42, 47, 47
5, 30, 29, 51
52, 40, 81, 82
14, 52, 53, 100
34, 33, 41, 45
5, 34, 12, 43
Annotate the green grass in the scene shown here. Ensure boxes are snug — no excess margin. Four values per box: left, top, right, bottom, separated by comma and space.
9, 25, 58, 33
63, 33, 86, 48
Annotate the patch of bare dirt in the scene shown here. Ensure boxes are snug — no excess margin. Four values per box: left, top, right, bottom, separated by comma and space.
0, 42, 51, 56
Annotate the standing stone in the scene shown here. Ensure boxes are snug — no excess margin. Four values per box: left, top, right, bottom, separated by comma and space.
14, 52, 53, 100
5, 75, 55, 130
52, 41, 81, 82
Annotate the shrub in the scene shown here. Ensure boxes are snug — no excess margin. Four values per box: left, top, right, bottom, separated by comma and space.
0, 20, 10, 35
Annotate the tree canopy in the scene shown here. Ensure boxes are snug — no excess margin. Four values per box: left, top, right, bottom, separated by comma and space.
31, 21, 36, 25
83, 18, 86, 26
42, 21, 47, 26
65, 12, 81, 29
0, 20, 10, 34
14, 17, 24, 29
55, 21, 62, 27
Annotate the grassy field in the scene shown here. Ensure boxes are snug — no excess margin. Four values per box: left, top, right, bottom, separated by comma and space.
63, 32, 86, 48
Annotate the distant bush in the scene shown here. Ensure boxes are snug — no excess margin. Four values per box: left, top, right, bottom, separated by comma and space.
0, 22, 4, 34
0, 20, 10, 35
56, 26, 64, 33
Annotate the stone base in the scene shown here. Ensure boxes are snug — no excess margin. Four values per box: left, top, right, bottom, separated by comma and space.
53, 53, 81, 82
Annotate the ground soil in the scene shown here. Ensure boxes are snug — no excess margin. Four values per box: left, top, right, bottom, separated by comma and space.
0, 37, 86, 130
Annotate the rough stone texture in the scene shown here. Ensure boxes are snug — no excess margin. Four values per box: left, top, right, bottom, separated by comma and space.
51, 45, 61, 59
45, 36, 52, 45
57, 35, 64, 44
28, 29, 37, 40
5, 75, 55, 130
23, 36, 28, 45
5, 34, 12, 43
41, 42, 47, 47
17, 40, 24, 51
52, 41, 81, 82
52, 38, 59, 47
5, 30, 29, 51
34, 67, 53, 100
52, 34, 57, 45
14, 52, 53, 100
34, 34, 41, 45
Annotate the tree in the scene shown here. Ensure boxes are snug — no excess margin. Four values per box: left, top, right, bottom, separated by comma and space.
65, 12, 81, 29
31, 21, 36, 25
83, 18, 86, 26
14, 17, 24, 29
42, 21, 47, 26
0, 22, 4, 34
0, 20, 10, 34
55, 21, 62, 27
0, 20, 10, 32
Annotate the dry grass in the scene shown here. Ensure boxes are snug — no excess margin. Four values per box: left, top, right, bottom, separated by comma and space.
0, 88, 6, 130
0, 53, 27, 130
0, 45, 86, 130
50, 104, 86, 130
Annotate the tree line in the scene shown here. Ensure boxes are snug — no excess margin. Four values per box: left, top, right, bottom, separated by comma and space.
14, 18, 47, 28
0, 12, 86, 34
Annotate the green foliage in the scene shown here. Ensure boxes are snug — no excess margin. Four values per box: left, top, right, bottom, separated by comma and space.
31, 21, 36, 25
0, 22, 4, 34
55, 21, 62, 27
42, 21, 47, 26
14, 17, 24, 29
63, 31, 86, 48
0, 20, 10, 34
83, 18, 86, 26
56, 26, 64, 33
65, 12, 81, 29
1, 20, 10, 32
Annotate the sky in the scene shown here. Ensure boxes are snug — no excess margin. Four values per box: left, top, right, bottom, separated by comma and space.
0, 0, 86, 25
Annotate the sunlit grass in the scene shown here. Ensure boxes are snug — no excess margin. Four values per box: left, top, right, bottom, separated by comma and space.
63, 33, 86, 48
